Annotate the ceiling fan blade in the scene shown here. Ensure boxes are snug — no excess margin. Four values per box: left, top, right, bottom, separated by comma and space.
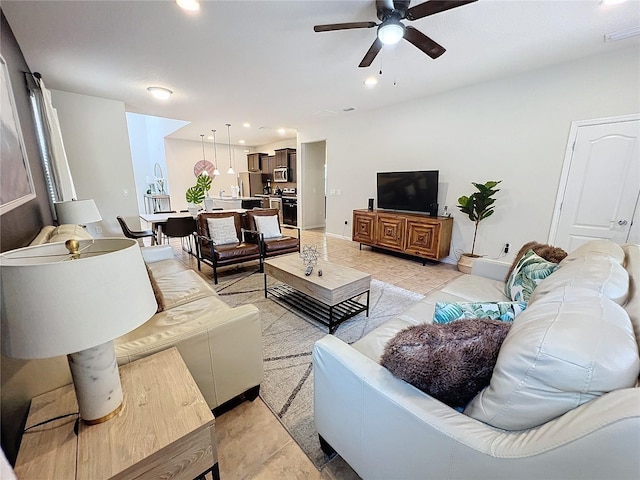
406, 0, 477, 21
314, 22, 377, 33
403, 26, 446, 59
359, 38, 383, 67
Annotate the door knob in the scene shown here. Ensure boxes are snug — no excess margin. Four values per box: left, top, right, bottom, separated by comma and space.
618, 219, 628, 226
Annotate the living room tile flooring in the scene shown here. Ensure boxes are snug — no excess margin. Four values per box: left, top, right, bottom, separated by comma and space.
165, 227, 461, 479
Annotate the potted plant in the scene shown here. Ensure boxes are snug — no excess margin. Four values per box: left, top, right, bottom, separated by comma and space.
196, 173, 215, 212
185, 184, 205, 216
456, 180, 501, 273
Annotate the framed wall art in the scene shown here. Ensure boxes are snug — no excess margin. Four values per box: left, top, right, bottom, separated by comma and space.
1, 54, 36, 215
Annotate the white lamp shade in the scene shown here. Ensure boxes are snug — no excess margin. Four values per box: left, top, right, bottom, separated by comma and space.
54, 199, 102, 224
0, 238, 157, 359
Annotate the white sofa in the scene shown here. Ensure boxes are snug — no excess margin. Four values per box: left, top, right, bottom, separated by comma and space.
313, 241, 640, 480
1, 228, 263, 462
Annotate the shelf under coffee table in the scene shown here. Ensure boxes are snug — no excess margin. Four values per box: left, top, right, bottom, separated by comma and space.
264, 254, 372, 334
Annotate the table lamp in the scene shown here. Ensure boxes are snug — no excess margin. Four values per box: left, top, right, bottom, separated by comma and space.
0, 238, 157, 424
54, 199, 102, 225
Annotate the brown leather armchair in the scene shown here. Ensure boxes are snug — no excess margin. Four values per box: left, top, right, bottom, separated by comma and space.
196, 211, 262, 284
245, 208, 300, 259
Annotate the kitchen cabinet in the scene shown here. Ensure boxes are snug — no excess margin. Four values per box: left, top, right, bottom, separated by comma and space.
247, 153, 267, 172
265, 155, 275, 179
289, 152, 297, 183
352, 209, 453, 262
274, 148, 295, 168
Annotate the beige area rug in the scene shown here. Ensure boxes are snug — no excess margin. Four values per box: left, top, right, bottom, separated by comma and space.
214, 268, 424, 470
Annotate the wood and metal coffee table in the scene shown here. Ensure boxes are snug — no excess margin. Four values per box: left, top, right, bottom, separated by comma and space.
264, 253, 372, 334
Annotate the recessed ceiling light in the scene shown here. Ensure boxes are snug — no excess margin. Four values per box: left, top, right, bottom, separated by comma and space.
238, 139, 245, 144
176, 0, 200, 12
243, 123, 251, 128
278, 128, 286, 135
364, 77, 378, 87
147, 86, 172, 100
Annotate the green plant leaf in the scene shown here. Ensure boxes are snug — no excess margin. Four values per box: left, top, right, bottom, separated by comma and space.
196, 173, 212, 192
185, 185, 205, 204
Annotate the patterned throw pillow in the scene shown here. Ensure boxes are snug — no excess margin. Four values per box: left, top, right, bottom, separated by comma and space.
433, 301, 527, 324
504, 249, 558, 302
254, 215, 282, 239
206, 217, 239, 245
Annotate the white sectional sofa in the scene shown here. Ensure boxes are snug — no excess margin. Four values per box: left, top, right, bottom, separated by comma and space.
313, 240, 640, 480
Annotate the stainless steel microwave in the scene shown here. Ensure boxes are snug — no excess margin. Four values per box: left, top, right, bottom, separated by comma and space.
273, 167, 288, 182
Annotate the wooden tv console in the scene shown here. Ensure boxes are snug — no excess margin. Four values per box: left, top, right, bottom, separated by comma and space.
352, 209, 453, 262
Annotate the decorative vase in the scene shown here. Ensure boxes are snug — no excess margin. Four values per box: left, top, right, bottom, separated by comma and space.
204, 197, 215, 212
188, 204, 200, 217
457, 253, 480, 274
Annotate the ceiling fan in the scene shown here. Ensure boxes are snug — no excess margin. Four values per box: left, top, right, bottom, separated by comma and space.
313, 0, 477, 67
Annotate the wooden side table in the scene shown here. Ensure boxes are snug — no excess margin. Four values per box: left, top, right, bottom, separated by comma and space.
14, 348, 219, 480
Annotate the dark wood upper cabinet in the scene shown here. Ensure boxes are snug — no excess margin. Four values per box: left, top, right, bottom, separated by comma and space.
247, 153, 267, 172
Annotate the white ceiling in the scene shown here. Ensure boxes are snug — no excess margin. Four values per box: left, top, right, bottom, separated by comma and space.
3, 0, 639, 147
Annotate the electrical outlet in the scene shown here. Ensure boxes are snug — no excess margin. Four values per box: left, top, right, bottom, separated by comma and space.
504, 243, 510, 254
95, 226, 103, 234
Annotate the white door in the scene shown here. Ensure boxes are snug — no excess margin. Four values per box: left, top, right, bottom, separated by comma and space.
550, 116, 639, 251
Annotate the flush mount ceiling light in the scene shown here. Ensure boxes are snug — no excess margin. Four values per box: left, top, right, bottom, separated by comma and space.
243, 122, 251, 128
278, 128, 286, 135
176, 0, 200, 12
147, 86, 172, 100
604, 25, 640, 41
238, 139, 245, 144
364, 77, 378, 87
377, 17, 405, 45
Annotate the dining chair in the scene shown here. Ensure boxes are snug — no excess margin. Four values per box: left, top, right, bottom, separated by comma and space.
116, 216, 156, 246
164, 216, 198, 255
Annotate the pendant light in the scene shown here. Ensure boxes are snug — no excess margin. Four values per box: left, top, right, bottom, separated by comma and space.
199, 134, 209, 176
226, 123, 235, 175
211, 129, 220, 176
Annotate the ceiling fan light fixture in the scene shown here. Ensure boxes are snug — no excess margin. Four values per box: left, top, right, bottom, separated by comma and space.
378, 20, 404, 45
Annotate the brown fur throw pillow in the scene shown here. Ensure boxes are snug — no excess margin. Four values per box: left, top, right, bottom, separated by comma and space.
505, 241, 568, 282
381, 319, 511, 408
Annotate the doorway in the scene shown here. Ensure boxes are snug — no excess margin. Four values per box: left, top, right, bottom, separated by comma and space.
300, 140, 327, 230
549, 114, 639, 250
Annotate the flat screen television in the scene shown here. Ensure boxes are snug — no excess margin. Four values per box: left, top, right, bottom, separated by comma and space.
377, 170, 439, 216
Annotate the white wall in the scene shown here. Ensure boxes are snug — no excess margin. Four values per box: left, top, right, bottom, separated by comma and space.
298, 46, 640, 263
126, 113, 188, 214
51, 90, 139, 236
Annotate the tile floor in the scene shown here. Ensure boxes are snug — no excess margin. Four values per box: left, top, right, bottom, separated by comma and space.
161, 226, 461, 479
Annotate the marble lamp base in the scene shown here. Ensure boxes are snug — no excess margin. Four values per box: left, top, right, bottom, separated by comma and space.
67, 340, 123, 424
